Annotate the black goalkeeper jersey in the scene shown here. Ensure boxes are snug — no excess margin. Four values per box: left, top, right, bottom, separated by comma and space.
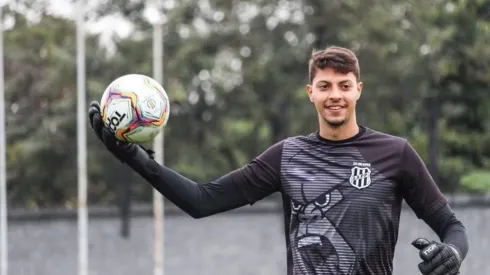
231, 126, 448, 275
128, 125, 467, 275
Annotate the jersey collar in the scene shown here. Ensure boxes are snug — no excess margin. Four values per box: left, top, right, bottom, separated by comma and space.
315, 125, 366, 145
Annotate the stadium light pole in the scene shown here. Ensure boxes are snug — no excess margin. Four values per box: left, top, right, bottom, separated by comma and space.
76, 1, 88, 275
144, 5, 166, 275
0, 5, 7, 275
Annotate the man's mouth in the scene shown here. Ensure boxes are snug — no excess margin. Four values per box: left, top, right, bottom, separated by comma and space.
325, 105, 345, 112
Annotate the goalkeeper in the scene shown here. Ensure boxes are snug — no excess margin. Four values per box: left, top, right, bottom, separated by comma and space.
88, 45, 468, 275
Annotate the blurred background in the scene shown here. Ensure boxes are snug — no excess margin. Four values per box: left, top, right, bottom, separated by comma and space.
2, 0, 490, 274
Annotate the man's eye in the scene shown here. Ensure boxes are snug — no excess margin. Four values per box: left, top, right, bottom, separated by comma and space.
342, 85, 351, 90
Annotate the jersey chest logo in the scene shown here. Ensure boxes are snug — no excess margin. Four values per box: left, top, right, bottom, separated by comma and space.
349, 166, 372, 189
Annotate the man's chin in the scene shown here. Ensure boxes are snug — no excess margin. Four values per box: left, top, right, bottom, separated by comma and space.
324, 118, 345, 128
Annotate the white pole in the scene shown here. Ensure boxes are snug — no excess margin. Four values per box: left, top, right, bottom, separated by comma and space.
76, 1, 88, 275
0, 6, 7, 275
152, 18, 165, 275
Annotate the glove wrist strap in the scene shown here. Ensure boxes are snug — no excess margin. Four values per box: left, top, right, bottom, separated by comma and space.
447, 244, 462, 263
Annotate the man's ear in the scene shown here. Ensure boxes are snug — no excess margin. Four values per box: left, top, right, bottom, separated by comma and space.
306, 84, 313, 102
357, 82, 363, 99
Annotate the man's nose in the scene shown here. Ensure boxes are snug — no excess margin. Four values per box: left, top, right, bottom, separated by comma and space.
329, 86, 342, 99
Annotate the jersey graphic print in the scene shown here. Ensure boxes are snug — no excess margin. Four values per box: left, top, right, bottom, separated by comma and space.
273, 130, 440, 275
349, 166, 371, 189
281, 138, 359, 275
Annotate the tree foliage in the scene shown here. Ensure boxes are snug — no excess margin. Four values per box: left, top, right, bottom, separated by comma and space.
4, 0, 490, 207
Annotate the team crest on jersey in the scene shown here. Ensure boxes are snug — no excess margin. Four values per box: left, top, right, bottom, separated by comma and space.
349, 166, 372, 189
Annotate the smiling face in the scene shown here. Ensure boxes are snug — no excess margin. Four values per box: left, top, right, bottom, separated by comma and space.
306, 46, 363, 131
306, 68, 362, 128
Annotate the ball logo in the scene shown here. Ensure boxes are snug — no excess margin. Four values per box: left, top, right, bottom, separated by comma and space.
147, 99, 156, 109
106, 111, 127, 131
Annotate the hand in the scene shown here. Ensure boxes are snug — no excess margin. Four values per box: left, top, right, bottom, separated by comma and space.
412, 238, 462, 275
88, 101, 138, 162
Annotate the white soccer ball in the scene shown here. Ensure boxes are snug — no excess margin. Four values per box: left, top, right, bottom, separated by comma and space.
100, 74, 170, 144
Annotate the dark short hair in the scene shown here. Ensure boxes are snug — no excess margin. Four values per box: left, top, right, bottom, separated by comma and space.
308, 46, 360, 83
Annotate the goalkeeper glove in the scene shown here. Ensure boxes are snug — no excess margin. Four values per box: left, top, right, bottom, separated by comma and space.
88, 101, 154, 163
412, 238, 462, 275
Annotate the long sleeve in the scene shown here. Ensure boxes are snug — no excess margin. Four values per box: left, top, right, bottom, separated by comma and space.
124, 141, 284, 218
422, 204, 469, 260
398, 141, 448, 218
398, 141, 469, 260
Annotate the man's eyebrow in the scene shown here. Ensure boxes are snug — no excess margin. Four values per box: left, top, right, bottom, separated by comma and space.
316, 80, 353, 85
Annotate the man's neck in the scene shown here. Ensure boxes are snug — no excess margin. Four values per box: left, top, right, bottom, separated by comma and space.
319, 120, 360, 141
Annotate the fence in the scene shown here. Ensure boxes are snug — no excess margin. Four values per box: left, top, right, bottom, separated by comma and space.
5, 196, 490, 275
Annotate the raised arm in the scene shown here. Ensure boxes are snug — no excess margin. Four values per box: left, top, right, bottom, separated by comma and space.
89, 100, 283, 219
126, 140, 284, 218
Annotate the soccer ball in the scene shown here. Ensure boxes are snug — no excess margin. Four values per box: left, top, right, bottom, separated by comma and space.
100, 74, 170, 144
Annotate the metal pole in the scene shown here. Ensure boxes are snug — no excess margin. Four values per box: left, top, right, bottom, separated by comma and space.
76, 1, 88, 275
152, 19, 165, 275
0, 6, 7, 275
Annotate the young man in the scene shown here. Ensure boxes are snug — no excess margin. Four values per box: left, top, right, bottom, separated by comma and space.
88, 46, 468, 275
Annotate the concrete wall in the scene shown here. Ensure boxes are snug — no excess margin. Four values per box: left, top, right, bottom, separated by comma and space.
6, 204, 488, 275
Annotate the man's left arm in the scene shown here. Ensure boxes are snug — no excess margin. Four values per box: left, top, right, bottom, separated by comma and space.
399, 141, 469, 275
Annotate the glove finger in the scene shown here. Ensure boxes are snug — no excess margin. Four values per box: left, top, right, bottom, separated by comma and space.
100, 126, 122, 155
88, 101, 101, 125
92, 113, 104, 139
88, 103, 100, 126
88, 107, 98, 127
89, 101, 101, 112
412, 238, 432, 250
101, 125, 117, 144
419, 243, 441, 261
426, 263, 447, 275
426, 257, 458, 275
419, 248, 454, 275
418, 260, 437, 275
101, 126, 132, 149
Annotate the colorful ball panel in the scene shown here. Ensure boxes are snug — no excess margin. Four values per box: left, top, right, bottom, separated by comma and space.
100, 74, 170, 144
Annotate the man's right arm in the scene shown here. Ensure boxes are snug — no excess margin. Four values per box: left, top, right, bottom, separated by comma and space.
125, 141, 284, 218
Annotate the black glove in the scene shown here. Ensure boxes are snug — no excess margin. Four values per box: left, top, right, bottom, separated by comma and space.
88, 101, 153, 163
412, 238, 462, 275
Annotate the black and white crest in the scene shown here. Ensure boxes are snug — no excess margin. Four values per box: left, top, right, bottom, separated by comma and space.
349, 166, 372, 189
